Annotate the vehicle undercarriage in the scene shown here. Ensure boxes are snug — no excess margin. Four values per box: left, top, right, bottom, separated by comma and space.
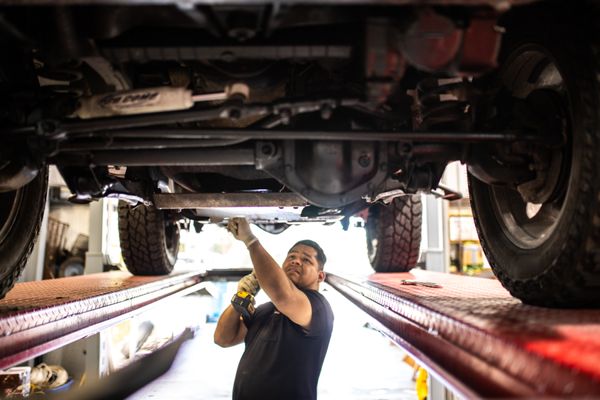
1, 0, 599, 307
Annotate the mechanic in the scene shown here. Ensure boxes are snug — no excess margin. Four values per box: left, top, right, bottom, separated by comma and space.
214, 217, 334, 400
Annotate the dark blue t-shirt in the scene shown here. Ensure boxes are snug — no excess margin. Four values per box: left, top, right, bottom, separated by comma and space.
232, 289, 334, 400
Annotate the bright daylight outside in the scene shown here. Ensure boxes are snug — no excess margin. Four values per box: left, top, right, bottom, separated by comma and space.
132, 218, 422, 400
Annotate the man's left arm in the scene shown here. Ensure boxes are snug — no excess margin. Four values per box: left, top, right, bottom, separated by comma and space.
227, 218, 312, 329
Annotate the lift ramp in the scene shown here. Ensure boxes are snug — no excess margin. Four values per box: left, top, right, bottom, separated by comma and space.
326, 269, 600, 398
0, 270, 206, 370
2, 268, 600, 398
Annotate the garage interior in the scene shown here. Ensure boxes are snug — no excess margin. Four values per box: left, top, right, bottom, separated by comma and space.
0, 164, 600, 399
3, 160, 597, 399
0, 163, 474, 399
1, 1, 600, 398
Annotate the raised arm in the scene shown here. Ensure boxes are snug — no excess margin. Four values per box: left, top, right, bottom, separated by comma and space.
214, 272, 259, 347
214, 304, 248, 347
227, 218, 313, 329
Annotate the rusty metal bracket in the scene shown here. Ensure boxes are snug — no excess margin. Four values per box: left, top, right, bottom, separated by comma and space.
153, 192, 308, 209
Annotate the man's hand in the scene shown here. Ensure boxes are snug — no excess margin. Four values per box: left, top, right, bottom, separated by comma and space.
227, 217, 258, 248
227, 217, 312, 330
238, 271, 260, 296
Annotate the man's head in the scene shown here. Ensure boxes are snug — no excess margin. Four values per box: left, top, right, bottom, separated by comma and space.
282, 240, 327, 290
293, 240, 327, 270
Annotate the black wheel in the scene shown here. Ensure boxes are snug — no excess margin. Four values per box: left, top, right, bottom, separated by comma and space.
0, 168, 48, 299
118, 202, 180, 275
366, 195, 422, 272
58, 256, 85, 277
468, 13, 600, 307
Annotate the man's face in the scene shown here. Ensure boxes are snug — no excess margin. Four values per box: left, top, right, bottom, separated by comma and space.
282, 244, 325, 290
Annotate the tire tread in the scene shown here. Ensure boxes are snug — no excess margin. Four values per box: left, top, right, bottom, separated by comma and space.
0, 168, 49, 299
367, 195, 422, 273
118, 202, 178, 276
469, 7, 600, 307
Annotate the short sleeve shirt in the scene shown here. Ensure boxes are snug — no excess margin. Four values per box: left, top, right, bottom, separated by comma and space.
232, 289, 334, 400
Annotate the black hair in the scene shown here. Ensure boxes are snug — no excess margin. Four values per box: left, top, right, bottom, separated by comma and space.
290, 240, 327, 270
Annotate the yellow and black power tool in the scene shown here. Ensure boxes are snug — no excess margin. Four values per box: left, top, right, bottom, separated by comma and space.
231, 291, 256, 320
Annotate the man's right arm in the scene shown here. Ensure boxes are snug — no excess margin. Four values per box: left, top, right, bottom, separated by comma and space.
214, 304, 248, 347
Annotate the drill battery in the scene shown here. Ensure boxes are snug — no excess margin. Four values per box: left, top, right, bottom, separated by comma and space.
231, 291, 256, 320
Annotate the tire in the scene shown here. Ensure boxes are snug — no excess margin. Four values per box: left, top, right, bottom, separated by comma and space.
58, 256, 85, 277
118, 202, 180, 275
366, 195, 422, 272
468, 12, 600, 307
0, 168, 48, 299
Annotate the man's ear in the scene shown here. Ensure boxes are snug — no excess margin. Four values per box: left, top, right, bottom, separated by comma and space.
318, 271, 326, 283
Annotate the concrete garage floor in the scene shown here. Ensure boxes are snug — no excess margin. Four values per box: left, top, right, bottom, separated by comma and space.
127, 284, 418, 400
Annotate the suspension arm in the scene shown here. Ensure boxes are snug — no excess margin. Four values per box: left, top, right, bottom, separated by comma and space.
53, 128, 543, 152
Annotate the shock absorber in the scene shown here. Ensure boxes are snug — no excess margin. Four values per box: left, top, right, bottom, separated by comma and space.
402, 77, 473, 196
411, 77, 474, 131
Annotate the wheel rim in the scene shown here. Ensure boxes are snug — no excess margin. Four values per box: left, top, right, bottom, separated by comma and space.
61, 261, 84, 277
367, 237, 378, 263
164, 220, 179, 265
256, 223, 290, 234
491, 44, 571, 249
0, 189, 23, 245
491, 185, 564, 249
366, 207, 379, 263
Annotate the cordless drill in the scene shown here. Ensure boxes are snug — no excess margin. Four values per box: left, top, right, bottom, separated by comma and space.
231, 291, 256, 320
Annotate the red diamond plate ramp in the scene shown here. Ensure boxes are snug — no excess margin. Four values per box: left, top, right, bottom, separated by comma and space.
326, 270, 600, 398
0, 271, 204, 370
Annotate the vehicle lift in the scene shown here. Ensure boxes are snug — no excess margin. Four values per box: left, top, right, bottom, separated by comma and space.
1, 267, 599, 398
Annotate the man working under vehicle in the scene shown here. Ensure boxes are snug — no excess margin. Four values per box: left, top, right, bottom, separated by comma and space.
214, 217, 334, 400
